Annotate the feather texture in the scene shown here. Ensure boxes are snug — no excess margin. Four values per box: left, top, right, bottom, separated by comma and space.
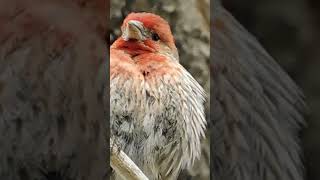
211, 4, 306, 180
110, 48, 206, 180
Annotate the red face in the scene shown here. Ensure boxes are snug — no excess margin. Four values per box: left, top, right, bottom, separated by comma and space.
112, 12, 176, 57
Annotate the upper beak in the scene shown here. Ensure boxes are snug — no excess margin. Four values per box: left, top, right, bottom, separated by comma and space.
122, 20, 146, 41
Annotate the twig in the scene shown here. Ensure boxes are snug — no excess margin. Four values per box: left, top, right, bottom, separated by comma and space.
110, 140, 149, 180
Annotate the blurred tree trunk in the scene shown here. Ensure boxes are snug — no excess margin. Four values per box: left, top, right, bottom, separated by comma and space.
110, 0, 210, 179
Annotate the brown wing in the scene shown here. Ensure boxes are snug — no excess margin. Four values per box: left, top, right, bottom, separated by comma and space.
0, 1, 108, 179
211, 4, 307, 180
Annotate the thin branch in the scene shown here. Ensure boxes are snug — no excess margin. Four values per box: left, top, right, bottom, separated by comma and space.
110, 140, 149, 180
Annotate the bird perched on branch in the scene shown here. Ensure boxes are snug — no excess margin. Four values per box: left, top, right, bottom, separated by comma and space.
211, 1, 307, 180
110, 12, 206, 179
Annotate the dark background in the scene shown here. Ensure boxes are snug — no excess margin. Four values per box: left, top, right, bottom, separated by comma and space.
221, 0, 320, 179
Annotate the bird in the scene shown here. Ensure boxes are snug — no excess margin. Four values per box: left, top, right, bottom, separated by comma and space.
110, 12, 207, 180
211, 1, 307, 180
0, 0, 108, 179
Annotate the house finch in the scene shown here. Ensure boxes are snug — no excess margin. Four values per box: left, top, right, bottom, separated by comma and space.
110, 12, 206, 179
212, 2, 306, 180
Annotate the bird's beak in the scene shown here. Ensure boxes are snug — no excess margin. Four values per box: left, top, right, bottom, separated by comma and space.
122, 20, 146, 41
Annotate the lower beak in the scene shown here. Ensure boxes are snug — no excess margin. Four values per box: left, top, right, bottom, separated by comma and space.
122, 20, 146, 41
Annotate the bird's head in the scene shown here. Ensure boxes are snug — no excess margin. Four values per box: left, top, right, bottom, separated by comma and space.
112, 12, 178, 59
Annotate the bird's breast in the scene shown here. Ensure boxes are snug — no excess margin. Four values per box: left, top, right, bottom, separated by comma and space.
110, 73, 183, 170
110, 52, 206, 178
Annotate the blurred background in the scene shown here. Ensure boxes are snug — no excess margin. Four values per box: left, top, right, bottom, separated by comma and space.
110, 0, 210, 179
221, 0, 320, 179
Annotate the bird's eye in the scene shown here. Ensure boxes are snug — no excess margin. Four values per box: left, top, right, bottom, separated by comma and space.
151, 32, 160, 41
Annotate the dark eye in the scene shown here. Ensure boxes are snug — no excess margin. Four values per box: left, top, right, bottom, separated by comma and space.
151, 32, 160, 41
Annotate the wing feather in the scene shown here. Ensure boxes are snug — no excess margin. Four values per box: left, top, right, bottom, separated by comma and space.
211, 5, 307, 180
